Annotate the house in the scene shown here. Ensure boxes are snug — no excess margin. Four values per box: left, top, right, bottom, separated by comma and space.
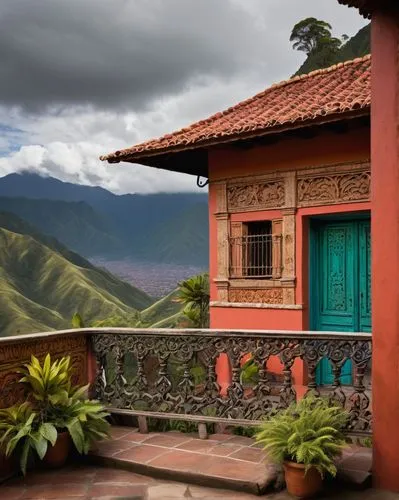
101, 0, 399, 491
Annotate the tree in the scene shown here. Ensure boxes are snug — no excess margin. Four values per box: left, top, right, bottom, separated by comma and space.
291, 18, 353, 76
176, 274, 210, 328
290, 18, 334, 55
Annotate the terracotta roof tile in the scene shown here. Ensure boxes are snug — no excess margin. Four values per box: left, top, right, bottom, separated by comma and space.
101, 55, 371, 164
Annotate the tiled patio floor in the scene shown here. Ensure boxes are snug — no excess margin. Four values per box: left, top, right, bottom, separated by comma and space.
90, 426, 277, 495
90, 426, 373, 494
3, 465, 399, 499
0, 426, 380, 499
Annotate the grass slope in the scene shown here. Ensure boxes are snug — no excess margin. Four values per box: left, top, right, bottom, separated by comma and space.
139, 289, 183, 326
0, 216, 153, 336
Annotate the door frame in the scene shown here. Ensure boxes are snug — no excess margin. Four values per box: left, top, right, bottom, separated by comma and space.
309, 211, 371, 330
308, 212, 371, 384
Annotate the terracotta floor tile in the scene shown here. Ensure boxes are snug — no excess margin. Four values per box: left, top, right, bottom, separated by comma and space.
95, 439, 135, 457
148, 450, 204, 471
114, 444, 169, 464
142, 434, 192, 448
229, 446, 265, 463
122, 432, 158, 443
225, 436, 255, 446
207, 433, 232, 441
189, 484, 257, 498
92, 468, 153, 485
20, 484, 88, 499
198, 456, 266, 482
207, 444, 243, 457
176, 439, 219, 453
109, 426, 137, 439
88, 483, 147, 498
147, 483, 189, 499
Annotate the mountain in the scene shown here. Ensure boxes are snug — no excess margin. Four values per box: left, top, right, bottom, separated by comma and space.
295, 23, 370, 76
0, 173, 209, 265
137, 203, 209, 266
0, 197, 124, 258
0, 212, 153, 336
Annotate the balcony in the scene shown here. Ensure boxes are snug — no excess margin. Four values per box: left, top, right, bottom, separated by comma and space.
0, 328, 373, 497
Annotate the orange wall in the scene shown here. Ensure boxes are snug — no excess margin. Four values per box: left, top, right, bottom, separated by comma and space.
209, 127, 370, 332
208, 127, 369, 181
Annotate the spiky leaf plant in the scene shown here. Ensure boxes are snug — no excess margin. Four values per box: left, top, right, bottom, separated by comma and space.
0, 354, 110, 474
0, 403, 57, 475
19, 354, 73, 406
255, 397, 349, 477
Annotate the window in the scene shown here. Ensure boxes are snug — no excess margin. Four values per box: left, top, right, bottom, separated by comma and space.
229, 220, 282, 279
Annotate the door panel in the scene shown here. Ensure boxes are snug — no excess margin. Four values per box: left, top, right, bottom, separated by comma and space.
312, 218, 371, 385
319, 223, 357, 331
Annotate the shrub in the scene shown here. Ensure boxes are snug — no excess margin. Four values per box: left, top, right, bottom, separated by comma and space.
255, 397, 348, 477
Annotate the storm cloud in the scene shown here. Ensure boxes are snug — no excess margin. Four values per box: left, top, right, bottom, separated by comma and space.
0, 0, 277, 111
0, 0, 367, 193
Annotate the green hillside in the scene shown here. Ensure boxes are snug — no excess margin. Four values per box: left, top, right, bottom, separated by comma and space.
0, 197, 124, 258
0, 214, 153, 336
138, 203, 209, 265
139, 289, 183, 326
295, 23, 370, 76
0, 174, 209, 266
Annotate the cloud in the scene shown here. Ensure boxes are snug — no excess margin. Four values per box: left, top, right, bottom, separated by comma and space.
0, 0, 277, 111
0, 0, 367, 193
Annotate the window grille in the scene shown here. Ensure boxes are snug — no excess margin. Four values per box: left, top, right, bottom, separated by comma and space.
229, 221, 282, 279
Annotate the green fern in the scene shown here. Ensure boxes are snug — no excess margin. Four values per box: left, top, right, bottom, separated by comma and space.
255, 397, 348, 477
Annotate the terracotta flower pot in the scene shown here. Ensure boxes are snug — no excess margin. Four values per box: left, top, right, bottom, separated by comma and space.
43, 431, 70, 469
283, 461, 323, 498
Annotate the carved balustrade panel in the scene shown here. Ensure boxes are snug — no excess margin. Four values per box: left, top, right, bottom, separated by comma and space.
92, 329, 372, 434
0, 332, 88, 408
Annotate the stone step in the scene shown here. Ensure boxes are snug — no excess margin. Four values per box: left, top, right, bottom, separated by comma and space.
88, 426, 279, 496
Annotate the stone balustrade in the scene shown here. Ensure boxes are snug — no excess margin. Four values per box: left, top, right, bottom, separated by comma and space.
0, 328, 372, 435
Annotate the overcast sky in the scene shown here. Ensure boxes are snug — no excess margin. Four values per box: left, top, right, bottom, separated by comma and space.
0, 0, 367, 194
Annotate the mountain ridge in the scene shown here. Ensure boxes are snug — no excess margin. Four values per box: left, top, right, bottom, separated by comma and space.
0, 172, 209, 265
0, 212, 153, 336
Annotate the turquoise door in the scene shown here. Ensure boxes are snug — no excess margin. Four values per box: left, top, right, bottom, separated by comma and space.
311, 219, 371, 384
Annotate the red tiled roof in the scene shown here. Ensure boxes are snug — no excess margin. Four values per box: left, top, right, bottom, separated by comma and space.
337, 0, 396, 17
101, 55, 371, 165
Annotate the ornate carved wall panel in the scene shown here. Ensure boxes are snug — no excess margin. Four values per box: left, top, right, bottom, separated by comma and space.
0, 334, 88, 408
297, 164, 370, 207
227, 180, 285, 212
213, 161, 370, 308
229, 288, 283, 304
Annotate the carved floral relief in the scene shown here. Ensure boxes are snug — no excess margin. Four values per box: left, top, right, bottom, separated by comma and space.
229, 288, 283, 304
227, 181, 285, 212
297, 170, 370, 206
0, 335, 88, 408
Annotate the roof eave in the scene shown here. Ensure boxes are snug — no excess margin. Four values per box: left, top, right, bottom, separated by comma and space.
104, 108, 370, 177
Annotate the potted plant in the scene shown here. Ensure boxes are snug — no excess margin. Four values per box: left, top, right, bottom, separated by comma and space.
0, 354, 110, 474
0, 402, 58, 475
255, 397, 349, 498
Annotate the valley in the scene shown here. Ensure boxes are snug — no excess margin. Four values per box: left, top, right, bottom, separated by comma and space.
90, 257, 206, 297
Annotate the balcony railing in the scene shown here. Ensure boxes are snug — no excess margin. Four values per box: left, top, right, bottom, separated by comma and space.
91, 328, 372, 436
0, 328, 372, 436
